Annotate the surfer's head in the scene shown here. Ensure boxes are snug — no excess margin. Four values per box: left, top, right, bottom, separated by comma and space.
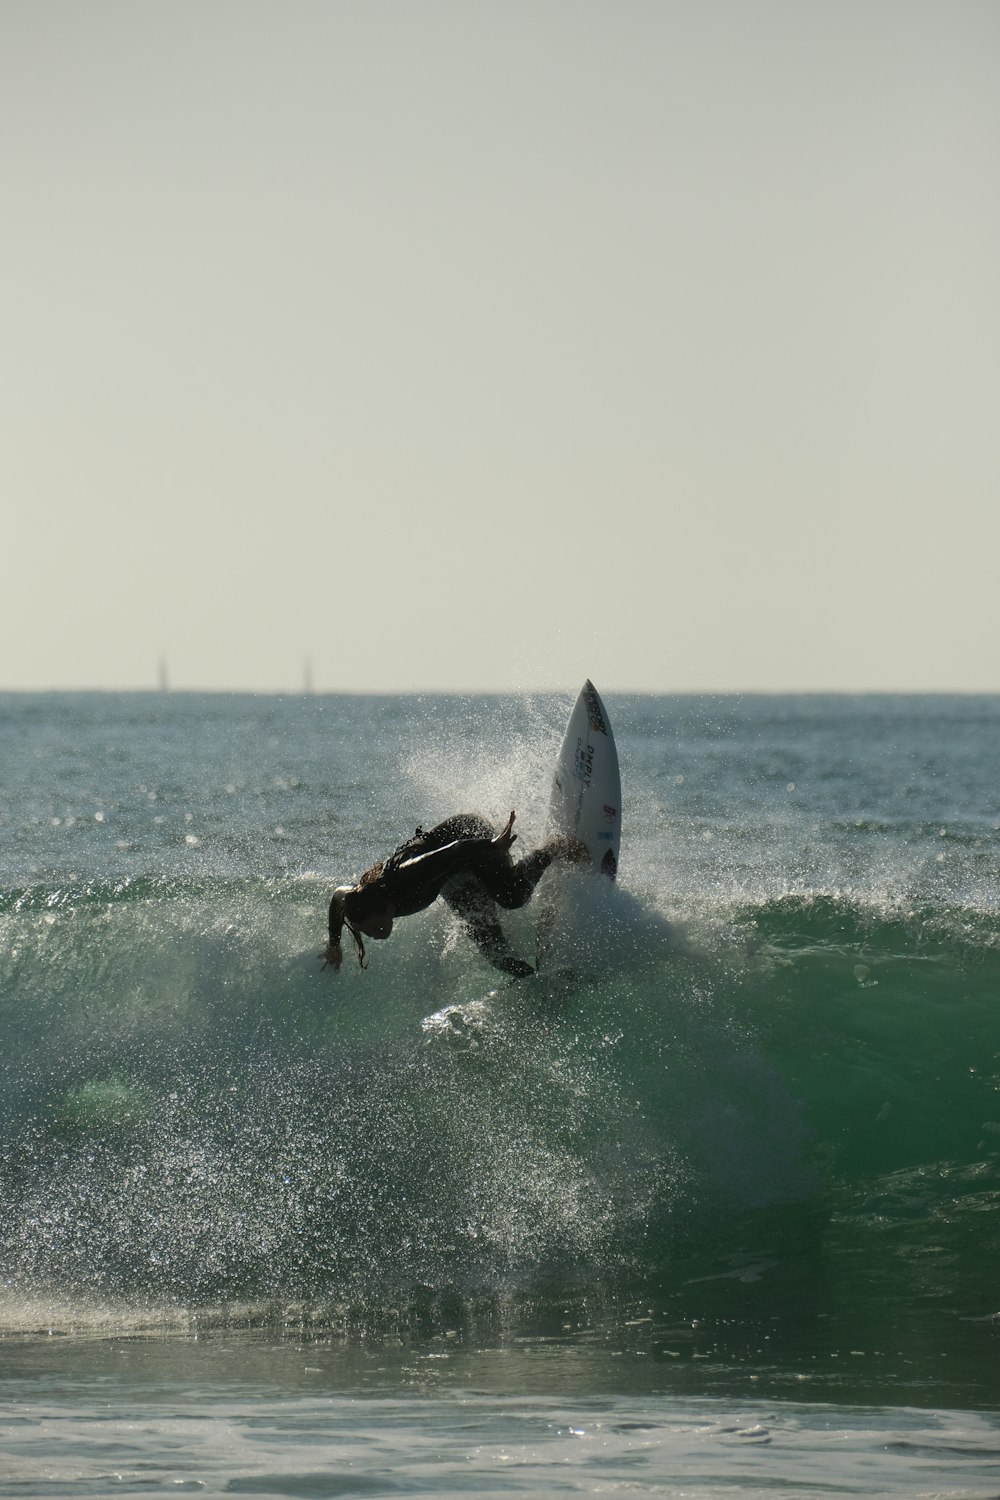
327, 865, 396, 971
325, 875, 392, 971
345, 886, 395, 940
345, 866, 394, 936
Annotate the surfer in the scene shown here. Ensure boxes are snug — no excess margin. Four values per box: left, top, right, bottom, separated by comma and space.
323, 811, 587, 978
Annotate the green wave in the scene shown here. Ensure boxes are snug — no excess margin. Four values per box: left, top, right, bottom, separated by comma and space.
2, 877, 998, 1341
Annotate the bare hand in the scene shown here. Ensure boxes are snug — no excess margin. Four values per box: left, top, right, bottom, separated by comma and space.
493, 809, 517, 853
320, 941, 342, 971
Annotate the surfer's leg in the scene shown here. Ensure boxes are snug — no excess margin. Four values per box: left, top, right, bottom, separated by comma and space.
441, 875, 534, 978
472, 845, 560, 909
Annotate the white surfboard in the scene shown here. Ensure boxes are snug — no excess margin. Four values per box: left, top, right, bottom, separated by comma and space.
548, 680, 621, 879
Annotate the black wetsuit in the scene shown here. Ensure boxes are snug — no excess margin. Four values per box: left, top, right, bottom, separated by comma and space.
345, 815, 559, 978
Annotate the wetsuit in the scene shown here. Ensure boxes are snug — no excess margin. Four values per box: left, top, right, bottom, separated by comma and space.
333, 815, 560, 977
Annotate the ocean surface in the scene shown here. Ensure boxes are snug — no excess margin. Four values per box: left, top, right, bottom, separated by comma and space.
1, 689, 999, 1497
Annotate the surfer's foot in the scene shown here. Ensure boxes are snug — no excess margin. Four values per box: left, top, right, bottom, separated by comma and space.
548, 835, 590, 865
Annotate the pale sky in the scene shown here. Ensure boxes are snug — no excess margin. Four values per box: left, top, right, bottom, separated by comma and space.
3, 0, 998, 692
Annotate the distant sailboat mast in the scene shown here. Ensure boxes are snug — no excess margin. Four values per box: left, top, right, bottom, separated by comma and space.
303, 655, 313, 695
158, 657, 169, 692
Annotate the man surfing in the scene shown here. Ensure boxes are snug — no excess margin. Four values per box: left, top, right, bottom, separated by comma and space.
323, 811, 587, 978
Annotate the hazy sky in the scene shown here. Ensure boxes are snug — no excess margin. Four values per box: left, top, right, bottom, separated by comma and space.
4, 0, 998, 692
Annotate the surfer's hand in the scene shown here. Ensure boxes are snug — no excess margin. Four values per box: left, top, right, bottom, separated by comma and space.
321, 941, 342, 971
493, 810, 517, 852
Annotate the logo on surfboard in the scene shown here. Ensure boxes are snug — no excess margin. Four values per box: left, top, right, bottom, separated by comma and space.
583, 682, 607, 736
574, 737, 594, 784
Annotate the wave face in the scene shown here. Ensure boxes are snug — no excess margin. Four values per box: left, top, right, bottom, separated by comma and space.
1, 692, 999, 1390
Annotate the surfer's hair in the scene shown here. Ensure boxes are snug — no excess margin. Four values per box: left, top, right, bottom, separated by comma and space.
354, 862, 387, 895
344, 920, 367, 969
328, 887, 368, 970
336, 868, 389, 970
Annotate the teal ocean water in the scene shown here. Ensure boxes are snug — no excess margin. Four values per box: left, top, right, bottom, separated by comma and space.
2, 690, 999, 1496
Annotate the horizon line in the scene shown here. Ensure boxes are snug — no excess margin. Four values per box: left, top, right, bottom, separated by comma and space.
2, 684, 999, 698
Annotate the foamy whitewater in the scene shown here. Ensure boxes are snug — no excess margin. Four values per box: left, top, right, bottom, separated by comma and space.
1, 690, 999, 1496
